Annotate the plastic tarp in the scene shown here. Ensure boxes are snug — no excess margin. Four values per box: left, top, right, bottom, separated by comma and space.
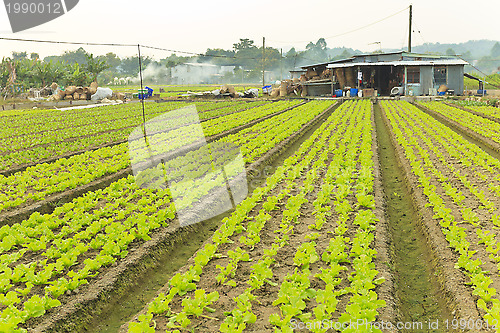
91, 87, 113, 101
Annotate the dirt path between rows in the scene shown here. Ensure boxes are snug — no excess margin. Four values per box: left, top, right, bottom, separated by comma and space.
379, 102, 483, 331
31, 101, 336, 333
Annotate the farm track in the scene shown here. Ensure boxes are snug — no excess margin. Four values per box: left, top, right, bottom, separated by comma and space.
31, 101, 336, 333
374, 102, 452, 331
369, 103, 397, 327
0, 101, 306, 225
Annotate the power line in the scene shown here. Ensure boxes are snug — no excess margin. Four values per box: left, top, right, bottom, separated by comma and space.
456, 54, 490, 78
0, 36, 274, 61
411, 19, 429, 53
0, 36, 135, 47
269, 6, 409, 45
140, 44, 261, 61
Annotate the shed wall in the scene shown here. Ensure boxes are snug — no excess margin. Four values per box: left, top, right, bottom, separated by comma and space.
420, 66, 433, 95
447, 65, 464, 95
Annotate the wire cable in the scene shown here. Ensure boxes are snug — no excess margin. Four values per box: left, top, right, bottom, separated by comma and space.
269, 6, 409, 44
0, 36, 135, 47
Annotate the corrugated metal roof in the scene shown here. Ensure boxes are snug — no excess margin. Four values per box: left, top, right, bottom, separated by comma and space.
352, 51, 452, 59
327, 58, 468, 68
351, 50, 404, 58
183, 62, 218, 67
301, 51, 466, 69
300, 61, 335, 69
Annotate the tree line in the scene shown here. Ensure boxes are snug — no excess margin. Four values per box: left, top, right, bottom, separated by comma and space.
1, 38, 359, 88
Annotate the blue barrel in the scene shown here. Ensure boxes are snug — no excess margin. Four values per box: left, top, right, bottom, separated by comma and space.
335, 89, 342, 97
350, 88, 358, 97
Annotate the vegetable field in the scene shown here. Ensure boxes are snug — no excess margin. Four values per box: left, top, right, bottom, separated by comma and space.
2, 97, 500, 332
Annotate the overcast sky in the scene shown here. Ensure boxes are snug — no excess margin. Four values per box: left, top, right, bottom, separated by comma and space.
0, 0, 499, 60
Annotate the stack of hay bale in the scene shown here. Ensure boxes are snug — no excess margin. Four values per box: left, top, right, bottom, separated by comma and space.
51, 82, 98, 101
269, 67, 334, 98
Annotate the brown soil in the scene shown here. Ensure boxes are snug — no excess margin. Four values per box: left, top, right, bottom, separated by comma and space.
444, 102, 500, 125
370, 103, 397, 330
28, 101, 330, 333
118, 102, 395, 333
379, 103, 484, 329
1, 101, 305, 177
417, 103, 500, 156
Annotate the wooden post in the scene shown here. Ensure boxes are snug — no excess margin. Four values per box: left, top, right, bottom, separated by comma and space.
404, 66, 408, 96
262, 37, 265, 87
331, 67, 334, 97
408, 5, 412, 52
280, 48, 283, 80
357, 66, 361, 89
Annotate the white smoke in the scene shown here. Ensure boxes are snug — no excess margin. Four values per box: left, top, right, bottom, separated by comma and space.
132, 63, 170, 84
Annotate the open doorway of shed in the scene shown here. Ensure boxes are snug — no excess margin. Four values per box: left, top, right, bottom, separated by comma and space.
361, 66, 404, 96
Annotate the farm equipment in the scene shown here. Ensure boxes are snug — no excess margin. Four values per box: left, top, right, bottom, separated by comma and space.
133, 86, 153, 99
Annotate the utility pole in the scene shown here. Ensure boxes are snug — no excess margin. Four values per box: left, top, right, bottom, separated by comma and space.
408, 4, 412, 52
280, 48, 283, 80
262, 37, 265, 87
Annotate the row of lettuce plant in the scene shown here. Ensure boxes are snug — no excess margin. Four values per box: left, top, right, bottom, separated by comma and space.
419, 101, 500, 145
128, 102, 345, 332
0, 100, 276, 169
382, 100, 500, 328
0, 101, 334, 331
127, 100, 386, 333
0, 101, 330, 214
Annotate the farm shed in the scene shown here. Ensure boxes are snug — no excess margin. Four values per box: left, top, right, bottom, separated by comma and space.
290, 69, 306, 80
297, 61, 334, 96
328, 52, 468, 96
299, 51, 468, 97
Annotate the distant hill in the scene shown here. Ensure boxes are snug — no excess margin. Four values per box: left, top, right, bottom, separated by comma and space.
411, 40, 499, 59
383, 39, 500, 74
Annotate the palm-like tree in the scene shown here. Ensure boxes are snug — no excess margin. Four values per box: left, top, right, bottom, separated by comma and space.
84, 54, 110, 83
32, 60, 64, 86
65, 63, 90, 86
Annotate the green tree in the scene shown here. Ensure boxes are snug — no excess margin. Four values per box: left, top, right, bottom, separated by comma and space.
285, 47, 300, 68
233, 38, 256, 51
32, 61, 64, 86
45, 47, 89, 65
315, 38, 327, 50
84, 53, 110, 82
12, 51, 27, 60
65, 63, 91, 86
160, 54, 189, 68
491, 42, 500, 58
304, 38, 328, 62
338, 49, 352, 59
119, 56, 154, 76
446, 48, 456, 56
102, 52, 121, 69
204, 48, 236, 66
